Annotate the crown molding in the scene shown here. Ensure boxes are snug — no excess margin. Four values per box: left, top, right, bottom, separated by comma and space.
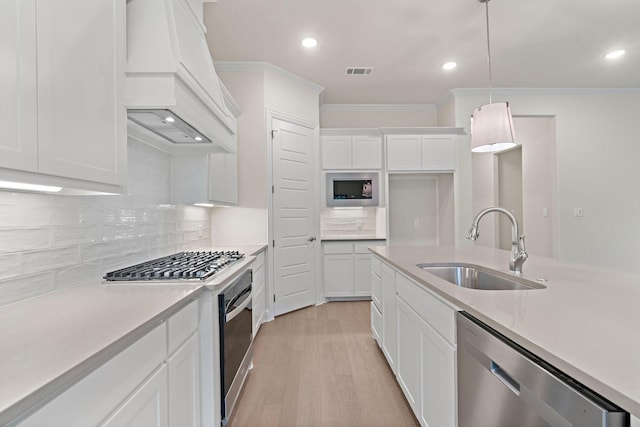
213, 61, 325, 95
450, 87, 640, 97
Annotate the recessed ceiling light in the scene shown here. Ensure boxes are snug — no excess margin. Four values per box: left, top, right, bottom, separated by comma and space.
442, 61, 458, 71
164, 116, 175, 123
605, 49, 626, 59
194, 136, 202, 142
301, 37, 318, 48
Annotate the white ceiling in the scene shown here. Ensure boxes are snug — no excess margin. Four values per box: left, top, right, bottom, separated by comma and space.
203, 0, 640, 105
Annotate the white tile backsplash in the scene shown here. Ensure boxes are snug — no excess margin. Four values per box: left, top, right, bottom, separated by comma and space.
0, 138, 213, 307
320, 207, 386, 239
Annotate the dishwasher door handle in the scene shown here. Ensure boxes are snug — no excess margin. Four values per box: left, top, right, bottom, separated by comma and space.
491, 361, 521, 396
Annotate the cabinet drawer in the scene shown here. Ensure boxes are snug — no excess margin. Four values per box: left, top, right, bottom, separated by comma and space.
396, 273, 457, 345
354, 242, 376, 254
253, 251, 265, 271
322, 243, 354, 254
252, 262, 265, 295
167, 300, 198, 356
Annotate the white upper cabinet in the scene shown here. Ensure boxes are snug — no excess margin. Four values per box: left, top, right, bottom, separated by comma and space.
386, 135, 456, 171
1, 0, 126, 193
0, 0, 38, 173
171, 152, 238, 206
321, 131, 382, 170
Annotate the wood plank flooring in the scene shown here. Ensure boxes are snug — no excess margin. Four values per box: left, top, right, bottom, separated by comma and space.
228, 301, 418, 427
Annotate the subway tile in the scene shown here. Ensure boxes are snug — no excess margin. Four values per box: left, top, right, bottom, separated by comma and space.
0, 253, 22, 280
22, 247, 81, 274
0, 272, 55, 306
0, 228, 52, 253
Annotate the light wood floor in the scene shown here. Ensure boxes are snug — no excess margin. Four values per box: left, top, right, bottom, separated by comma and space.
227, 301, 419, 427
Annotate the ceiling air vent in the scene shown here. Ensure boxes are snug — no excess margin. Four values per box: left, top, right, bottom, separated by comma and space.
346, 67, 374, 75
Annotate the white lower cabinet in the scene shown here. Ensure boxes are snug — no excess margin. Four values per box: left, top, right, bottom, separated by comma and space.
168, 333, 201, 427
396, 298, 420, 412
100, 365, 169, 427
323, 241, 381, 298
17, 300, 201, 427
373, 259, 458, 427
251, 250, 267, 336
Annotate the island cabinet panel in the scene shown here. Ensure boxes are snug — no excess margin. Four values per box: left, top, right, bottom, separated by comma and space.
373, 259, 458, 427
381, 262, 397, 372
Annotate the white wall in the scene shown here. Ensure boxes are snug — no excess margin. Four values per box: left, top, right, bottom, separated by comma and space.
212, 63, 322, 244
449, 89, 640, 274
0, 138, 213, 307
321, 105, 437, 128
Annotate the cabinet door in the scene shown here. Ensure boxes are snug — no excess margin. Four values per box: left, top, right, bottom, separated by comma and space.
419, 320, 457, 427
386, 135, 421, 170
168, 333, 201, 427
36, 0, 125, 186
321, 136, 352, 169
371, 268, 382, 309
381, 263, 397, 372
351, 136, 382, 169
100, 365, 169, 427
0, 0, 38, 172
209, 152, 238, 205
354, 253, 372, 296
396, 298, 420, 413
420, 136, 456, 171
323, 254, 354, 297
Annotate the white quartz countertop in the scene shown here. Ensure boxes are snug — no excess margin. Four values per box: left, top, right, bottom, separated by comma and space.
0, 244, 267, 424
370, 245, 640, 417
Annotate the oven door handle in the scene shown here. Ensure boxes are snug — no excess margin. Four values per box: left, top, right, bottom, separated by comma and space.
226, 291, 252, 322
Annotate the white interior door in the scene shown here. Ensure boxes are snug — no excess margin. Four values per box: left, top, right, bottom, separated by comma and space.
272, 118, 316, 316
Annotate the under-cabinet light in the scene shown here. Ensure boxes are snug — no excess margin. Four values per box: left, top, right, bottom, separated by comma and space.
194, 203, 215, 207
0, 180, 62, 193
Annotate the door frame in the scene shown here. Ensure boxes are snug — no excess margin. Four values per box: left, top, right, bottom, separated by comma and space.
265, 109, 322, 321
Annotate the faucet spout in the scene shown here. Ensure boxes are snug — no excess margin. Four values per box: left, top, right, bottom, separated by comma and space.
467, 207, 528, 275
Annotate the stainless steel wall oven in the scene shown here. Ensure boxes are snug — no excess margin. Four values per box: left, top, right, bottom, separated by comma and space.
218, 269, 253, 425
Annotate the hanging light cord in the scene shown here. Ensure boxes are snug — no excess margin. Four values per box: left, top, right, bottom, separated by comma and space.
484, 0, 493, 104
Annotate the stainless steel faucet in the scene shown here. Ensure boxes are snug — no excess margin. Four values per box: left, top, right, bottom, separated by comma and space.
467, 207, 528, 275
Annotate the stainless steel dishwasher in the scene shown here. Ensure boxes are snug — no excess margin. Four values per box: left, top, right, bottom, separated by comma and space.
457, 312, 629, 427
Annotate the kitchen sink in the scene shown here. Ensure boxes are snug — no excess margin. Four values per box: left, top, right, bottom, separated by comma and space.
417, 263, 546, 290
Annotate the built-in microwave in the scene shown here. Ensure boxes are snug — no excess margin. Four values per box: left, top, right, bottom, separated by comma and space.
326, 172, 379, 207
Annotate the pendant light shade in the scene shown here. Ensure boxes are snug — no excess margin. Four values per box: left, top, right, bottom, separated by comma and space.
470, 0, 516, 153
471, 102, 516, 152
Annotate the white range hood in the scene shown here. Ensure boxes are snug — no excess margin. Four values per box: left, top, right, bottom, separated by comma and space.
126, 0, 236, 152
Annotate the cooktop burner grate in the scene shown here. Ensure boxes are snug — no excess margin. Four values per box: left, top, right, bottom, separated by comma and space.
104, 251, 244, 281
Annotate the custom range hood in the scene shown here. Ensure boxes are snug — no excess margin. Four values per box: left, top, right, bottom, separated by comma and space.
126, 0, 236, 152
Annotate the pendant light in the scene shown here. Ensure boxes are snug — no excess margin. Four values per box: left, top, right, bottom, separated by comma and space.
470, 0, 516, 153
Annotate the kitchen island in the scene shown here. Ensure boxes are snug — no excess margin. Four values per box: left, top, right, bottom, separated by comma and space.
370, 244, 640, 420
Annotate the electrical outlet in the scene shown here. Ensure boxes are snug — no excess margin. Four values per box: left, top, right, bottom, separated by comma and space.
356, 220, 363, 230
542, 208, 548, 217
573, 207, 584, 217
414, 219, 420, 228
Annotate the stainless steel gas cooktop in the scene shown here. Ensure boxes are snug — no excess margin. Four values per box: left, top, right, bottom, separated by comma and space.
104, 251, 244, 281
